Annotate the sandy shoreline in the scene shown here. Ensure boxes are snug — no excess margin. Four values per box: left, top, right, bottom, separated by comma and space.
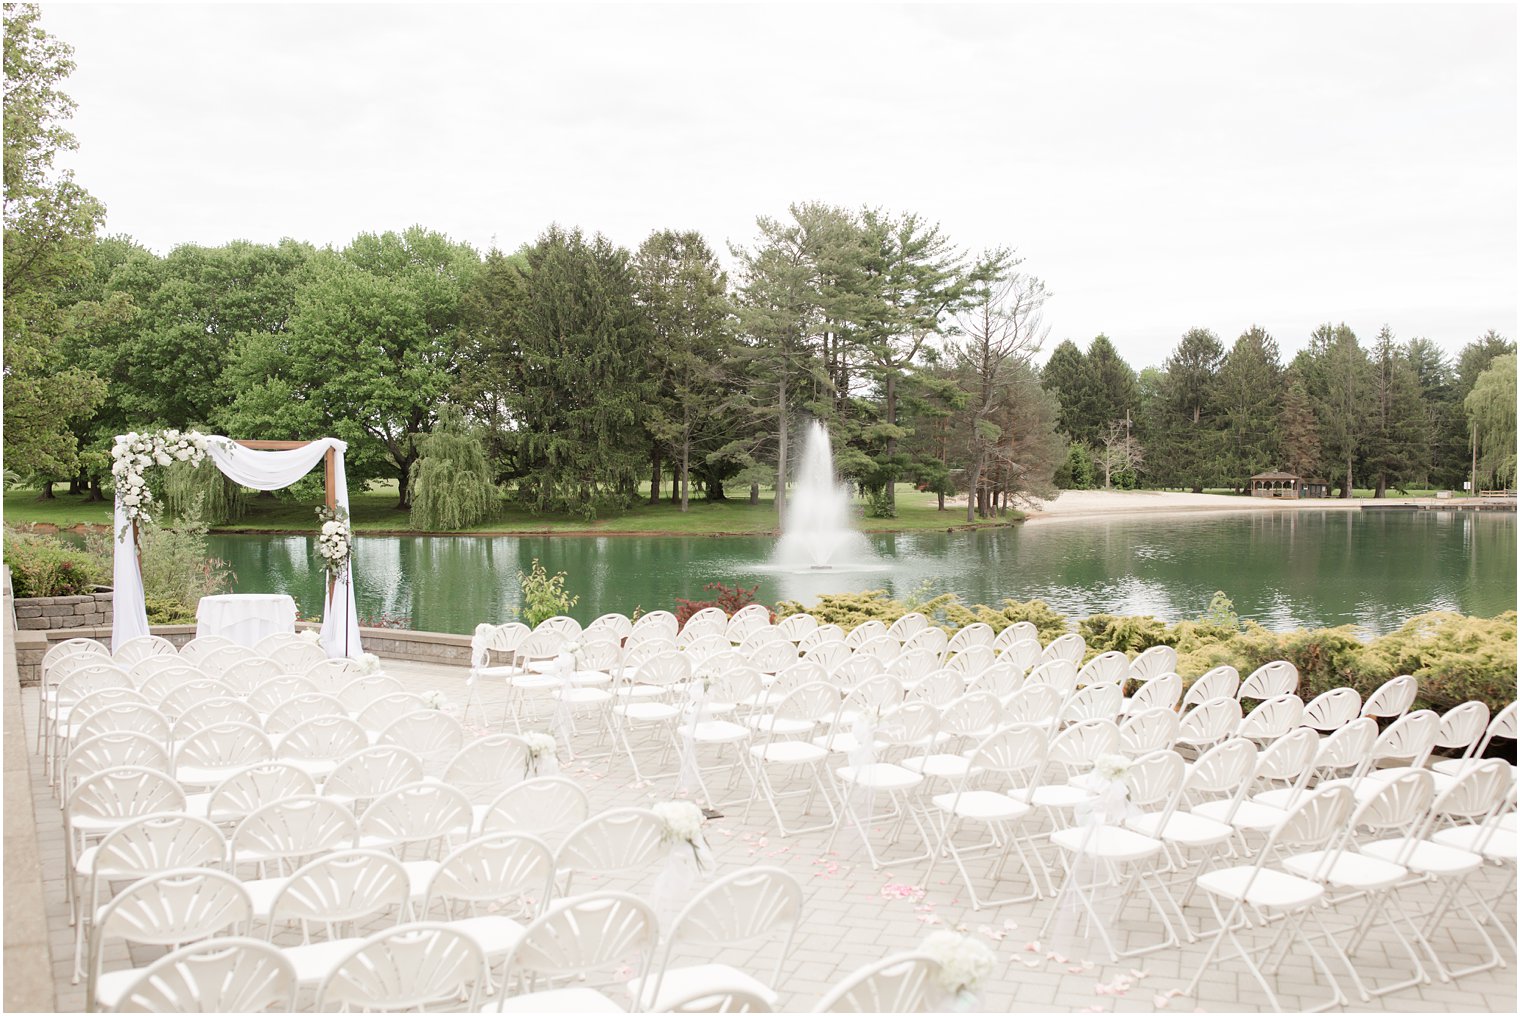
1015, 489, 1488, 523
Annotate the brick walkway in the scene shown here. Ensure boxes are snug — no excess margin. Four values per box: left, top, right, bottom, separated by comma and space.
23, 659, 1516, 1013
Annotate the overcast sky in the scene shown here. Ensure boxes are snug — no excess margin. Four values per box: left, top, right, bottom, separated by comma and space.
43, 1, 1518, 369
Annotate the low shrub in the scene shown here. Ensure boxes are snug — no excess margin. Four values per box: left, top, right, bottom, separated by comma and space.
3, 530, 102, 597
675, 583, 769, 626
943, 599, 1069, 643
517, 559, 578, 628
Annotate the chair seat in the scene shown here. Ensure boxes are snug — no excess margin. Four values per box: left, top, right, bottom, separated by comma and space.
1050, 824, 1164, 862
931, 789, 1031, 822
239, 874, 291, 919
1431, 756, 1514, 778
615, 703, 680, 723
1360, 837, 1484, 877
811, 731, 880, 755
279, 756, 339, 780
1433, 826, 1518, 862
750, 741, 827, 765
615, 684, 666, 701
627, 964, 777, 1011
511, 674, 563, 691
745, 715, 813, 736
1192, 798, 1287, 831
555, 688, 612, 706
1196, 865, 1324, 909
1028, 784, 1090, 810
93, 967, 138, 1010
449, 914, 527, 956
1125, 810, 1234, 848
684, 720, 750, 744
1282, 850, 1406, 890
903, 754, 979, 781
495, 987, 626, 1012
284, 937, 367, 985
835, 763, 922, 792
570, 670, 612, 687
174, 764, 250, 788
474, 665, 523, 681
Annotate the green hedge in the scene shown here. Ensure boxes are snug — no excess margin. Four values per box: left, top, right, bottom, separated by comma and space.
776, 589, 1517, 715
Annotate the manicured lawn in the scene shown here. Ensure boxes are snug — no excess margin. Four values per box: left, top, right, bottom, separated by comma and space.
3, 483, 1014, 536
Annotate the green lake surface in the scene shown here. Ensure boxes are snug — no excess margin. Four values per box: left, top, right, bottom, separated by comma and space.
204, 509, 1516, 637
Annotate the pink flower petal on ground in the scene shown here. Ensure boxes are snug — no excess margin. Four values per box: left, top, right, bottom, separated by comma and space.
1047, 952, 1069, 964
1023, 940, 1042, 953
1071, 966, 1089, 974
1003, 918, 1019, 930
757, 836, 768, 846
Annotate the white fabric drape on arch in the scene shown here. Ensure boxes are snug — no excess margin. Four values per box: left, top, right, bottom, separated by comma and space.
111, 436, 363, 659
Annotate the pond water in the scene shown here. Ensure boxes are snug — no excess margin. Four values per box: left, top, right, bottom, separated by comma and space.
203, 509, 1516, 637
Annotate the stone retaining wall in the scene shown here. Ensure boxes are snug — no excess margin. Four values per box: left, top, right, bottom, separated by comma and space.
11, 588, 113, 630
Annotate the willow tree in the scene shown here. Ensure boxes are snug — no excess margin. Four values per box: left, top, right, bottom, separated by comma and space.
408, 409, 499, 531
1465, 354, 1517, 491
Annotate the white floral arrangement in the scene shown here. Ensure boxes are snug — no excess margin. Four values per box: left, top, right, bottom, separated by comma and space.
358, 652, 382, 674
111, 429, 213, 536
653, 799, 712, 870
524, 731, 557, 776
420, 689, 447, 711
1092, 753, 1132, 783
315, 504, 353, 581
922, 929, 997, 1004
299, 628, 322, 644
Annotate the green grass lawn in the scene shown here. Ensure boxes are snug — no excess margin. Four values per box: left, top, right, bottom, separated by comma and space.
3, 482, 1013, 536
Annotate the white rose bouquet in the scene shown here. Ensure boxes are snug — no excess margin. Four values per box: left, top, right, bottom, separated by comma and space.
1093, 753, 1131, 783
299, 628, 322, 644
315, 504, 353, 581
420, 689, 447, 711
112, 429, 214, 537
524, 731, 558, 776
922, 930, 997, 1008
358, 652, 382, 674
653, 799, 712, 871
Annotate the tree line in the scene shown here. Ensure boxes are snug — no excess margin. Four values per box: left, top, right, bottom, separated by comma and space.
1042, 325, 1516, 496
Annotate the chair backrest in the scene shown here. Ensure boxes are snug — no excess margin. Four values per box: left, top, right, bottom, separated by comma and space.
843, 620, 889, 648
1234, 693, 1305, 741
378, 710, 465, 772
1127, 672, 1181, 713
265, 692, 346, 735
266, 641, 327, 674
1003, 683, 1064, 725
901, 626, 948, 657
218, 656, 282, 697
197, 644, 253, 677
1128, 645, 1178, 683
246, 675, 320, 713
1302, 687, 1362, 733
443, 734, 532, 804
1059, 683, 1122, 725
63, 733, 170, 792
803, 641, 852, 673
632, 651, 693, 687
1429, 758, 1515, 823
630, 609, 679, 643
1360, 675, 1417, 721
1435, 700, 1491, 750
1264, 784, 1356, 850
726, 612, 773, 644
1118, 707, 1180, 756
966, 725, 1048, 791
886, 648, 940, 683
137, 665, 209, 704
92, 813, 226, 886
359, 781, 474, 854
176, 635, 237, 665
43, 636, 109, 673
268, 848, 411, 931
303, 657, 364, 695
800, 624, 846, 651
1182, 737, 1258, 796
1176, 696, 1242, 747
68, 765, 185, 825
159, 679, 234, 720
113, 937, 297, 1013
174, 696, 262, 738
1350, 770, 1436, 836
70, 685, 149, 721
998, 638, 1042, 673
682, 607, 729, 638
253, 631, 306, 656
1313, 717, 1378, 775
1183, 665, 1240, 709
127, 654, 190, 686
747, 638, 799, 676
175, 721, 272, 772
1077, 651, 1129, 687
1251, 726, 1319, 783
423, 832, 556, 918
91, 868, 252, 1003
1040, 632, 1086, 665
112, 634, 178, 666
230, 795, 358, 869
338, 673, 406, 712
205, 762, 317, 823
587, 612, 634, 641
945, 645, 996, 679
1363, 708, 1441, 770
1124, 749, 1185, 810
323, 745, 426, 806
55, 663, 134, 706
315, 922, 486, 1012
278, 715, 368, 762
502, 891, 659, 983
1238, 660, 1299, 701
887, 612, 929, 643
1024, 659, 1077, 697
938, 692, 1005, 743
813, 952, 941, 1013
480, 776, 590, 844
776, 612, 819, 643
355, 692, 428, 733
556, 807, 668, 884
1043, 719, 1119, 770
685, 633, 734, 662
657, 866, 802, 996
535, 615, 583, 639
73, 701, 170, 745
852, 635, 900, 662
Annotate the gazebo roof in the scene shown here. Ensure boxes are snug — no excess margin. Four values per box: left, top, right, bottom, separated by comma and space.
1251, 471, 1301, 481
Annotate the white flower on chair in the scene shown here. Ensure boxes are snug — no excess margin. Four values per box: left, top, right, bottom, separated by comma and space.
1092, 753, 1131, 783
524, 731, 558, 776
653, 799, 712, 870
922, 930, 996, 1007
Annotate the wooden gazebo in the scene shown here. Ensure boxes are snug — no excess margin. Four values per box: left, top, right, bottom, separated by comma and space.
1250, 472, 1304, 499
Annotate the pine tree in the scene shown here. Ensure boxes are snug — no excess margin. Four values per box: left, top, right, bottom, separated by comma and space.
1153, 328, 1225, 491
1213, 326, 1283, 490
1302, 323, 1370, 497
1040, 339, 1087, 440
1279, 367, 1322, 480
1364, 326, 1429, 496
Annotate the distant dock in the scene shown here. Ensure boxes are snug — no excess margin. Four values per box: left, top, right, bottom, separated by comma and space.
1361, 498, 1516, 512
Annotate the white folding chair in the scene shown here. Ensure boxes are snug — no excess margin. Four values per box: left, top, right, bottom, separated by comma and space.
173, 721, 273, 790
176, 635, 236, 665
812, 952, 941, 1013
230, 795, 358, 879
554, 807, 668, 896
264, 848, 412, 984
1181, 665, 1239, 710
219, 656, 282, 698
276, 715, 368, 780
479, 776, 590, 846
323, 745, 425, 813
65, 767, 186, 924
109, 937, 297, 1012
190, 761, 317, 825
1237, 660, 1299, 702
744, 681, 840, 837
492, 892, 658, 1012
1359, 674, 1418, 722
1302, 687, 1362, 735
267, 640, 327, 675
421, 833, 557, 985
1076, 650, 1129, 687
1040, 632, 1086, 665
776, 612, 818, 644
316, 922, 487, 1012
378, 710, 465, 777
264, 692, 345, 736
111, 634, 178, 667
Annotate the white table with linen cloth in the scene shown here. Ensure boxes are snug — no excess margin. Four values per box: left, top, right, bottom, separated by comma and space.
196, 593, 298, 648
